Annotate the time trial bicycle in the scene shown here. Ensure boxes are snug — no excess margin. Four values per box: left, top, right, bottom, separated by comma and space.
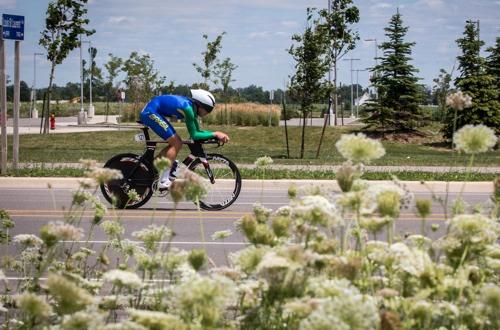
100, 122, 242, 211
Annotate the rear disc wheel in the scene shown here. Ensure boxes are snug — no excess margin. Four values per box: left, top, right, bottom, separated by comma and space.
100, 154, 156, 209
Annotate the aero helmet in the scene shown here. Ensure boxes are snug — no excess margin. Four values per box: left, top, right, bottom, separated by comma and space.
190, 89, 216, 112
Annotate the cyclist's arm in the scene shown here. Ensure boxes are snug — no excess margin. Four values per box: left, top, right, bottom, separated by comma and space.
181, 106, 215, 140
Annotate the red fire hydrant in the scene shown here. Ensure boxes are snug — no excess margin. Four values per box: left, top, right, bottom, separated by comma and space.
50, 113, 56, 130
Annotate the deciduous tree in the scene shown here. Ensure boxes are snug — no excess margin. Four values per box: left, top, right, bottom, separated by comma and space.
39, 0, 94, 133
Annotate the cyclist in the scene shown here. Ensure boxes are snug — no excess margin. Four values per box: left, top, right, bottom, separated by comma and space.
140, 89, 230, 190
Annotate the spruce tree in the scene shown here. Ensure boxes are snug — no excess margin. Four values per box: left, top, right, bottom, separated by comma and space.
363, 9, 423, 132
442, 23, 499, 138
486, 37, 500, 90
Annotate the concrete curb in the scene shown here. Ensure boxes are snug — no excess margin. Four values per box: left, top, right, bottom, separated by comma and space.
0, 177, 493, 193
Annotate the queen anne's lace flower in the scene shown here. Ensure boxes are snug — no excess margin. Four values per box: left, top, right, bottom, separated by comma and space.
335, 133, 385, 164
453, 124, 498, 154
13, 234, 43, 247
103, 269, 142, 289
446, 91, 472, 110
254, 156, 273, 168
291, 195, 343, 227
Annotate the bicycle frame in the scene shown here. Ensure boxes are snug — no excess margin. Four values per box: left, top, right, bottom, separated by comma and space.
137, 126, 218, 184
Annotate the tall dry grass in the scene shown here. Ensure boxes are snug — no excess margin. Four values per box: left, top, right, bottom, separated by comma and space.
203, 103, 281, 126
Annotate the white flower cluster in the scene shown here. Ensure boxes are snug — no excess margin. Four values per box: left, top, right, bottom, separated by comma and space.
45, 222, 84, 241
335, 133, 385, 164
254, 156, 274, 168
13, 234, 43, 247
291, 195, 342, 227
453, 124, 498, 154
102, 269, 142, 289
446, 91, 472, 110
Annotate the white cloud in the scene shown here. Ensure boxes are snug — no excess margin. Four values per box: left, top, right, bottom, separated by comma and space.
0, 0, 16, 9
422, 0, 444, 7
249, 31, 272, 39
108, 16, 136, 24
280, 20, 299, 28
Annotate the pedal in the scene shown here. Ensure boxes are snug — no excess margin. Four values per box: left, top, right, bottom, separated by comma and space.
152, 180, 169, 197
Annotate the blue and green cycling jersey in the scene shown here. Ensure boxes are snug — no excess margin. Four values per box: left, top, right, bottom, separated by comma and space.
140, 95, 214, 141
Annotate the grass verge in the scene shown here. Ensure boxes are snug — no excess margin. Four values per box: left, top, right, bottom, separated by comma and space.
9, 126, 500, 167
1, 167, 496, 181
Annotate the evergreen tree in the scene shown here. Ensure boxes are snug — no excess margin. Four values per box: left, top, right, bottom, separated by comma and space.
363, 9, 423, 132
486, 37, 500, 90
442, 22, 500, 138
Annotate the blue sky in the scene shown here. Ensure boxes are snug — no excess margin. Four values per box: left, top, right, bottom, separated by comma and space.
1, 0, 499, 91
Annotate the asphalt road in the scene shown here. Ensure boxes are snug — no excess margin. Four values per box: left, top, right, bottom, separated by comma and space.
0, 178, 494, 266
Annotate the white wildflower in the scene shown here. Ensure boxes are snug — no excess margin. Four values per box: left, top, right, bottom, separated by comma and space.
13, 234, 43, 247
45, 222, 84, 241
306, 277, 360, 298
291, 195, 343, 227
390, 242, 434, 277
335, 133, 385, 164
211, 230, 233, 241
446, 91, 472, 110
87, 167, 123, 185
254, 156, 273, 168
453, 124, 498, 154
300, 294, 379, 330
102, 269, 142, 289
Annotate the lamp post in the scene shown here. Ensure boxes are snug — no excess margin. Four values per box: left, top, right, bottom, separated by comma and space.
31, 52, 44, 118
343, 58, 360, 118
364, 38, 378, 98
78, 36, 91, 124
353, 69, 367, 117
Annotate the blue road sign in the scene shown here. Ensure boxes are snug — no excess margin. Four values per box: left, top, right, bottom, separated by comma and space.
2, 14, 25, 41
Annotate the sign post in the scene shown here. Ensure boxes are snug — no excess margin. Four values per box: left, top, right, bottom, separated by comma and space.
268, 90, 274, 127
2, 14, 24, 170
0, 25, 7, 174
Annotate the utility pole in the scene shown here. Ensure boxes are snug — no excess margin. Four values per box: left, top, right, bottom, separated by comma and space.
343, 58, 360, 118
78, 36, 90, 124
31, 52, 44, 118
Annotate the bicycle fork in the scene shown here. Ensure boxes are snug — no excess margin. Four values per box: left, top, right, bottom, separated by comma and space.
183, 143, 215, 184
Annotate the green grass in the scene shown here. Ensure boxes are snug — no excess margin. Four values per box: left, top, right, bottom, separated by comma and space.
1, 167, 496, 181
7, 125, 499, 167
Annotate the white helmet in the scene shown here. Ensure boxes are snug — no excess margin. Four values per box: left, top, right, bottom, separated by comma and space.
190, 89, 216, 112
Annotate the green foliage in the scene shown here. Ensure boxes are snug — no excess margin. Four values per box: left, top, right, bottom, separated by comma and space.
289, 8, 330, 158
193, 32, 226, 89
39, 0, 95, 66
442, 22, 500, 139
363, 10, 425, 132
317, 0, 360, 120
432, 69, 452, 121
121, 52, 166, 117
38, 0, 95, 132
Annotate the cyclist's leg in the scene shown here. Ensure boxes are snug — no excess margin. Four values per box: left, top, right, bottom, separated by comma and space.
140, 108, 181, 186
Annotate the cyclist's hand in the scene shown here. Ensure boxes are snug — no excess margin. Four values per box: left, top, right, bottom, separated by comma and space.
214, 131, 230, 143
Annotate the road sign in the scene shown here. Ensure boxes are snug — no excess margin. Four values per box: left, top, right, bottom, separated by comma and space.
2, 14, 25, 41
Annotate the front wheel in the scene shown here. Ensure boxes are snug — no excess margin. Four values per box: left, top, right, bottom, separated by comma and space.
188, 154, 242, 211
100, 153, 156, 209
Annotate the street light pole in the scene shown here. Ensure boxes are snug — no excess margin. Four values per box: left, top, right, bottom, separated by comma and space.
354, 69, 367, 117
31, 52, 44, 118
364, 38, 378, 99
78, 36, 90, 124
343, 58, 360, 118
87, 40, 94, 118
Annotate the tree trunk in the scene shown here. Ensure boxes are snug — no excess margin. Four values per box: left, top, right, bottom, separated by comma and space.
333, 60, 338, 126
43, 62, 56, 134
300, 109, 307, 159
